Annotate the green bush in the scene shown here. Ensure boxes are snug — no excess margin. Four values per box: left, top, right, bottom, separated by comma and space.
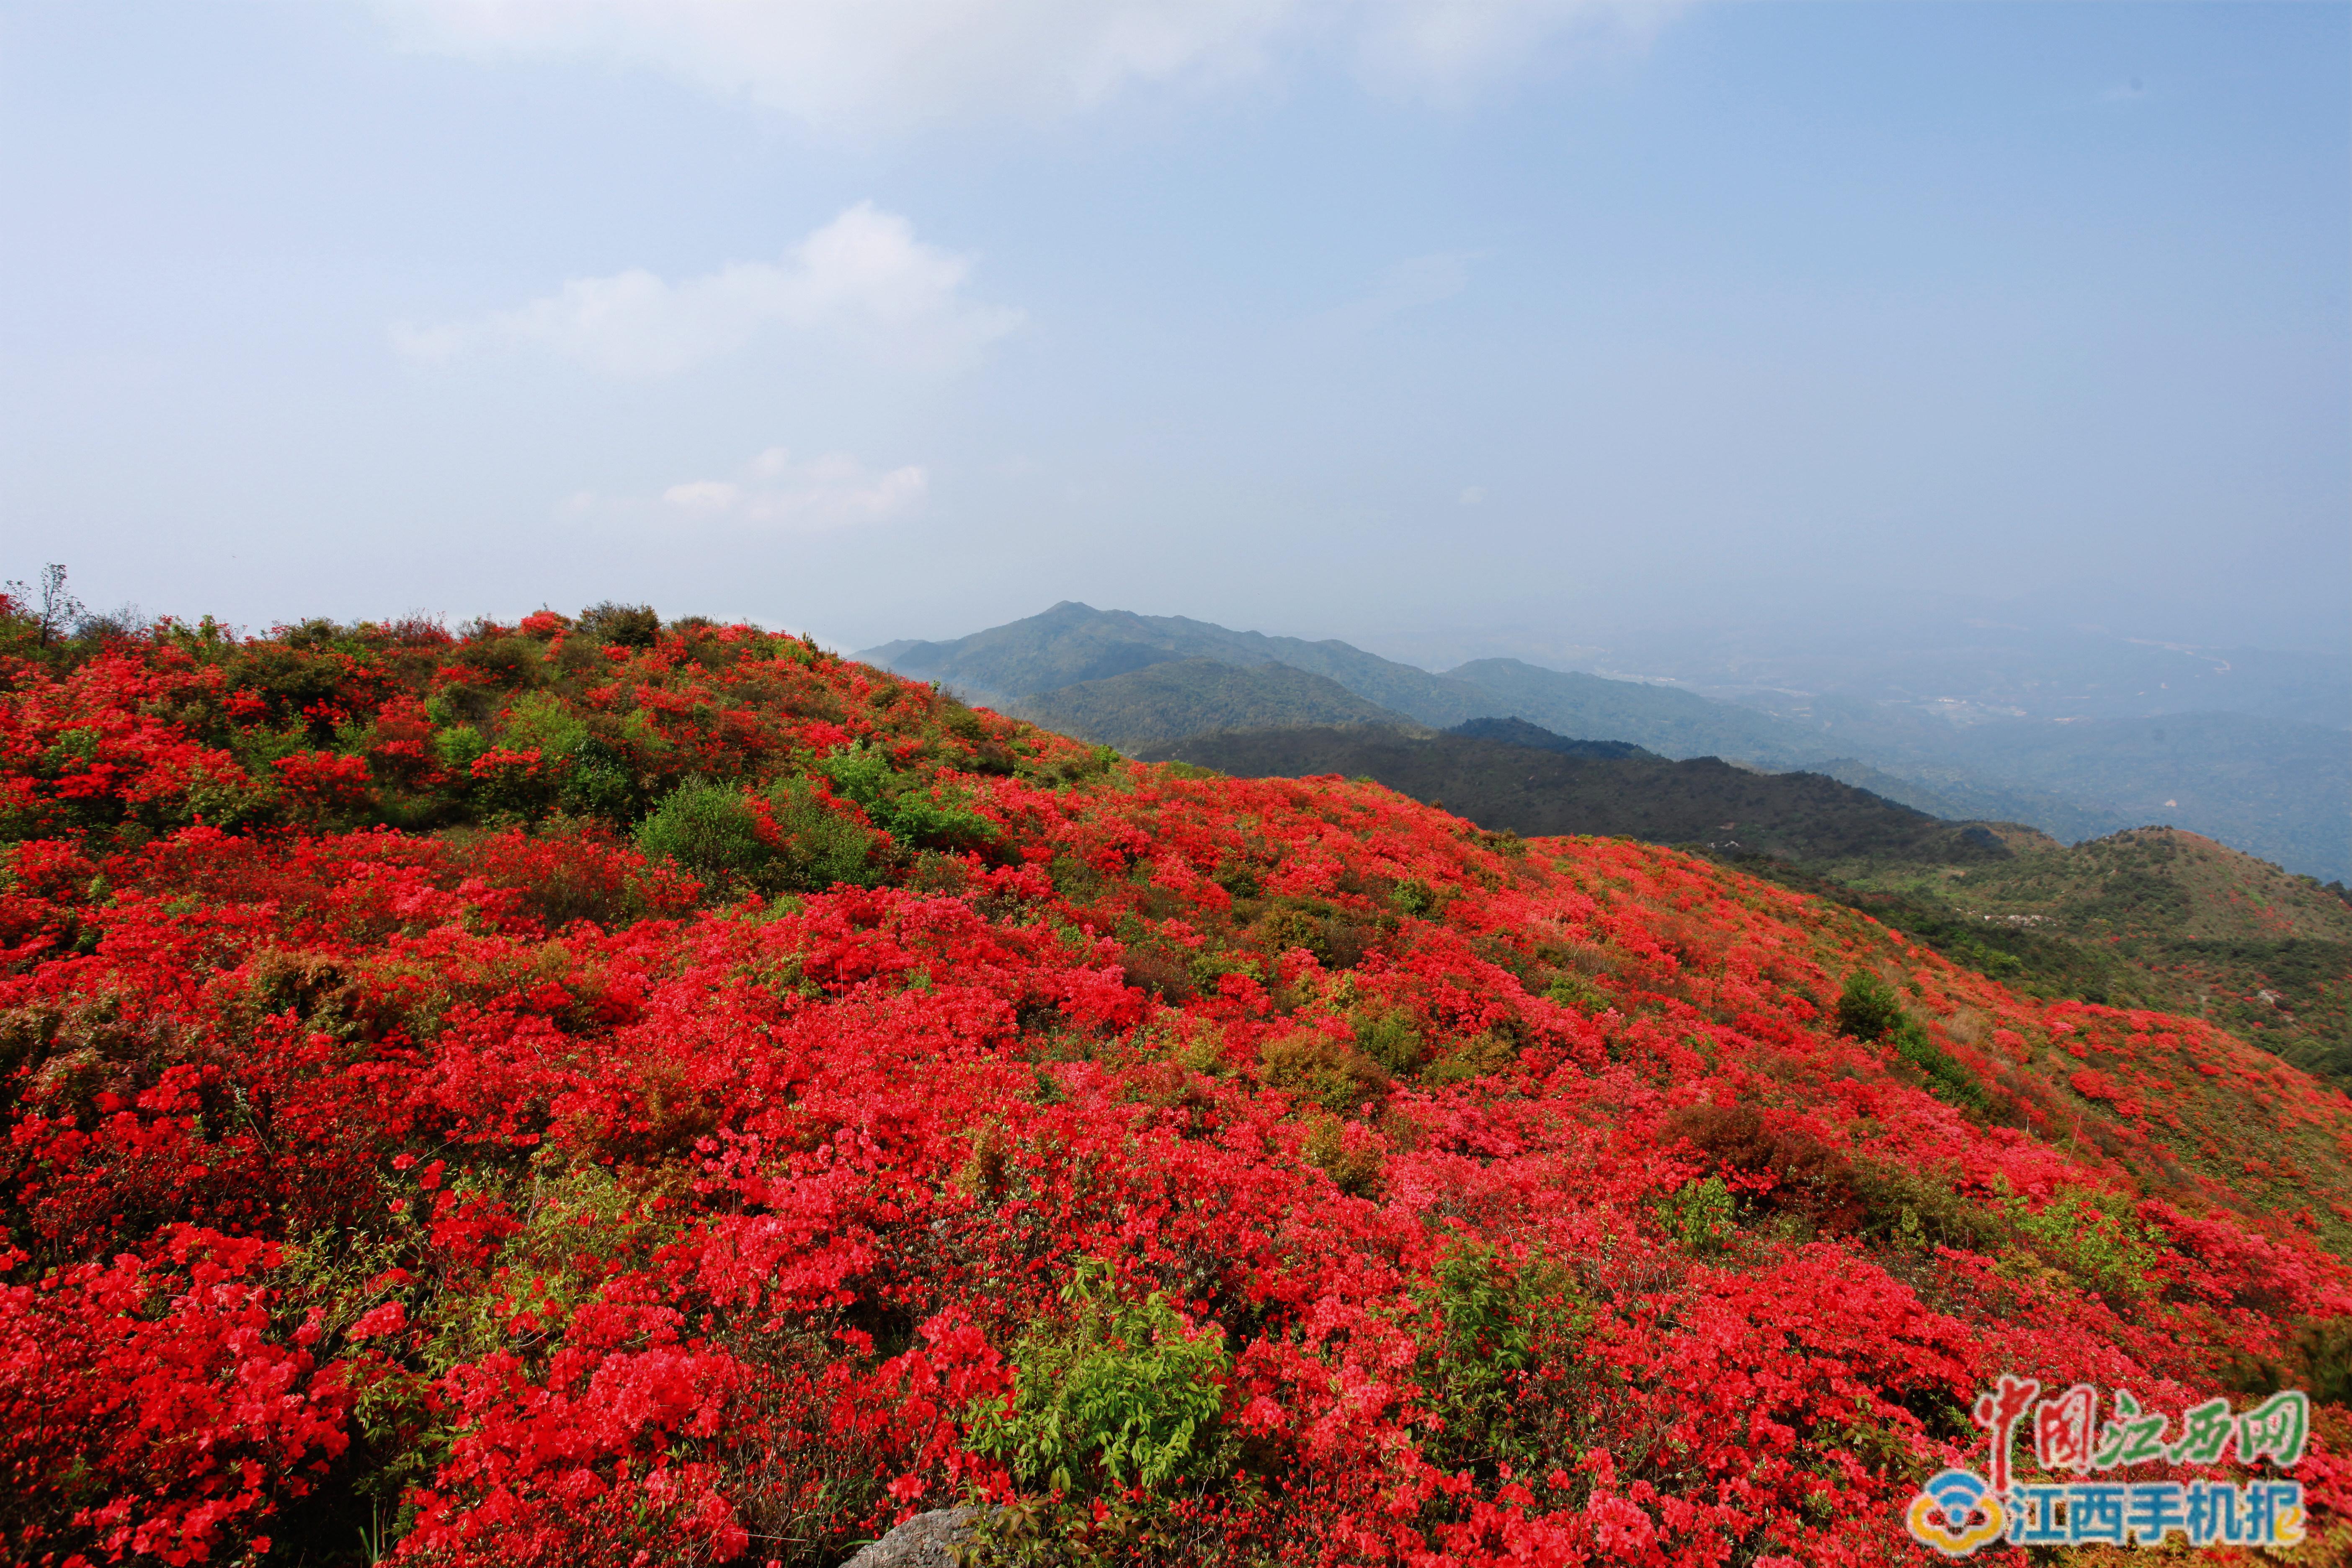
577, 601, 660, 647
763, 777, 882, 891
1834, 971, 1904, 1041
1999, 1183, 2160, 1302
1546, 974, 1609, 1014
634, 779, 769, 889
1415, 1241, 1591, 1480
500, 691, 589, 758
1390, 878, 1436, 917
431, 725, 488, 774
556, 738, 637, 822
818, 742, 996, 852
970, 1258, 1230, 1496
1658, 1174, 1738, 1254
1889, 1016, 1991, 1114
1351, 1009, 1425, 1075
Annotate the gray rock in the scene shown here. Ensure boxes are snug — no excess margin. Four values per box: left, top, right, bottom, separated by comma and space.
837, 1506, 990, 1568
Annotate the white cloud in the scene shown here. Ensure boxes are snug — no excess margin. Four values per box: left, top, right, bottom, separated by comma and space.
645, 447, 929, 532
1458, 485, 1485, 505
391, 202, 1022, 376
375, 0, 1679, 134
1350, 0, 1676, 103
661, 479, 741, 510
1320, 249, 1483, 334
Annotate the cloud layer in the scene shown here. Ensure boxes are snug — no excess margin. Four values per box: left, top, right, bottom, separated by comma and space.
393, 203, 1021, 376
616, 446, 928, 533
377, 0, 1675, 132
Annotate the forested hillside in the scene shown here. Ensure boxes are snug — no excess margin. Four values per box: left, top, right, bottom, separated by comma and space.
1013, 659, 1416, 752
1766, 827, 2352, 1086
1149, 722, 2021, 866
4, 601, 2349, 1566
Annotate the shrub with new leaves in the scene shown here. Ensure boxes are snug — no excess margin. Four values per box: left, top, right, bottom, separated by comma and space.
969, 1259, 1230, 1497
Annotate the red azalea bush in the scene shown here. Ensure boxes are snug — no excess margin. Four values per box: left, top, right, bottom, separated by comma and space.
2, 598, 2349, 1565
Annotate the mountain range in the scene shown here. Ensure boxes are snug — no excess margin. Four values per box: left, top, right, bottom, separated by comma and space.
1148, 720, 2023, 867
864, 603, 2351, 882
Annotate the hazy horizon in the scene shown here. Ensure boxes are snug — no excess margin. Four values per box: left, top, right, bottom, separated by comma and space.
4, 3, 2346, 665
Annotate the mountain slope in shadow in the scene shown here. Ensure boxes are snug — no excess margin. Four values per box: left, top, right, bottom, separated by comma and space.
1147, 720, 2026, 865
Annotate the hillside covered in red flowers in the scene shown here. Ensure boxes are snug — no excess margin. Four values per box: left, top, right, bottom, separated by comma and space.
4, 601, 2349, 1567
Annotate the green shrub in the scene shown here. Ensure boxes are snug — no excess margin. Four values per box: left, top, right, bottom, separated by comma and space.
1258, 1031, 1389, 1113
557, 738, 637, 822
970, 1258, 1229, 1496
1658, 1174, 1738, 1254
1889, 1016, 1991, 1114
431, 725, 488, 774
1351, 1009, 1425, 1075
577, 601, 660, 647
1834, 971, 1904, 1041
500, 691, 590, 758
1999, 1183, 2161, 1302
764, 777, 882, 891
1546, 974, 1609, 1013
634, 779, 769, 889
1834, 971, 1993, 1114
1415, 1241, 1591, 1480
817, 742, 996, 852
1390, 878, 1436, 917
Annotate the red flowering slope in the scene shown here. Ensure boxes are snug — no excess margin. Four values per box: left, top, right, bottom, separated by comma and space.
3, 605, 2349, 1567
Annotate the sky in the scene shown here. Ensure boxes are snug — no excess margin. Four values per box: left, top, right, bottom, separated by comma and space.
2, 1, 2345, 663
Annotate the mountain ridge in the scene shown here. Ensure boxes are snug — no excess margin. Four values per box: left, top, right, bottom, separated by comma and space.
865, 603, 2350, 880
1009, 657, 1423, 752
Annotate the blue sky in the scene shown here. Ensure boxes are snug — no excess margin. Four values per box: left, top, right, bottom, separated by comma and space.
2, 2, 2344, 660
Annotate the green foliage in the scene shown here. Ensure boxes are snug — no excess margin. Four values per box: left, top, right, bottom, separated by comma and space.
1299, 1113, 1385, 1197
1834, 971, 1903, 1042
1421, 1029, 1519, 1087
1545, 973, 1609, 1013
633, 775, 883, 897
634, 779, 767, 890
1257, 1031, 1389, 1113
969, 1258, 1229, 1497
431, 725, 488, 774
1849, 1160, 2005, 1255
1997, 1183, 2161, 1303
1656, 1174, 1738, 1255
763, 777, 883, 891
1847, 1163, 2159, 1303
1834, 969, 1995, 1114
575, 602, 661, 647
498, 691, 589, 758
1413, 1240, 1591, 1480
1389, 878, 1436, 917
818, 743, 997, 852
1887, 1015, 1992, 1115
1350, 1008, 1425, 1074
556, 738, 637, 822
